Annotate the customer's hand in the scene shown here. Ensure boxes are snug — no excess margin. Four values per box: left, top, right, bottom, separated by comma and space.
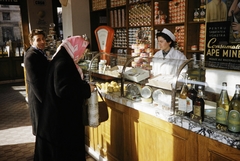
89, 84, 96, 92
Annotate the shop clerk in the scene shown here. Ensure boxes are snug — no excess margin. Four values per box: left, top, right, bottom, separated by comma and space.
151, 28, 187, 76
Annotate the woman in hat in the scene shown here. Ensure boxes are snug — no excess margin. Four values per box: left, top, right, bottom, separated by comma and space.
154, 28, 186, 59
151, 28, 186, 76
34, 36, 95, 161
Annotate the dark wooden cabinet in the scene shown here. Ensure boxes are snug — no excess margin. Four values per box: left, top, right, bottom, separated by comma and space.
0, 57, 24, 81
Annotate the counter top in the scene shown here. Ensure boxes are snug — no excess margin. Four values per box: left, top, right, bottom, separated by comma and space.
102, 91, 240, 150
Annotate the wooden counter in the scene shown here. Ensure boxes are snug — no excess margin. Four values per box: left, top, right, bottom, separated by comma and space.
85, 92, 240, 161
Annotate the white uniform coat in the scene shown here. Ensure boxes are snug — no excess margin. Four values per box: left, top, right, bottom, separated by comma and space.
152, 47, 187, 76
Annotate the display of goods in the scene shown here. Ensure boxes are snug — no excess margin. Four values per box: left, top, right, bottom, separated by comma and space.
174, 26, 185, 51
110, 9, 125, 28
111, 0, 126, 7
92, 0, 106, 11
113, 29, 127, 48
169, 0, 185, 23
199, 24, 205, 51
129, 3, 151, 26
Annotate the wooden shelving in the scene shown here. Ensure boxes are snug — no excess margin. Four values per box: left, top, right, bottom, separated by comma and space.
89, 0, 206, 59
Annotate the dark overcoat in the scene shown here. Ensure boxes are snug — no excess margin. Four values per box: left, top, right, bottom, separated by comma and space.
24, 46, 49, 135
34, 47, 91, 161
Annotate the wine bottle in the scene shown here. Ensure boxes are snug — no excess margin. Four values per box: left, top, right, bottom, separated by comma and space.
178, 73, 189, 113
216, 82, 230, 132
193, 85, 205, 122
228, 84, 240, 133
186, 79, 197, 116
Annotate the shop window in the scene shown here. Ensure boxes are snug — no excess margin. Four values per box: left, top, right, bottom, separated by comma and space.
0, 5, 24, 57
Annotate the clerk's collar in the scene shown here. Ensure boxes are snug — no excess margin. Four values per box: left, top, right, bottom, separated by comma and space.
162, 49, 170, 58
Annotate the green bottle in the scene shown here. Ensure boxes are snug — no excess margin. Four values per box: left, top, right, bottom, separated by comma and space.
228, 84, 240, 133
216, 82, 230, 132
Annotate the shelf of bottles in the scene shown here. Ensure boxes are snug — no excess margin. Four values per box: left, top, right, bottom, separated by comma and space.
193, 2, 206, 22
188, 0, 206, 53
175, 57, 206, 123
91, 0, 106, 11
178, 73, 205, 123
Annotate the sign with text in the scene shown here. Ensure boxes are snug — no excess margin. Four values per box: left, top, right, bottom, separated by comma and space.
205, 21, 240, 71
0, 0, 19, 5
34, 0, 45, 5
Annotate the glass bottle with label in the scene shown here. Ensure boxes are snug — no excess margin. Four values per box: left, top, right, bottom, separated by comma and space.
193, 85, 205, 122
178, 73, 189, 114
186, 79, 197, 116
216, 82, 230, 132
228, 84, 240, 133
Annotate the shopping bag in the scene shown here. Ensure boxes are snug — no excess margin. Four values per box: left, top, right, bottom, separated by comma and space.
82, 87, 109, 126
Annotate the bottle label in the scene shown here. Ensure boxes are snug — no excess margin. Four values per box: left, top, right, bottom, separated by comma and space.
228, 110, 240, 132
178, 98, 187, 112
186, 97, 193, 113
216, 107, 228, 125
194, 105, 201, 117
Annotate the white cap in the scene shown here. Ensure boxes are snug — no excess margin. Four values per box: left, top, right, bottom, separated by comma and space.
162, 28, 175, 42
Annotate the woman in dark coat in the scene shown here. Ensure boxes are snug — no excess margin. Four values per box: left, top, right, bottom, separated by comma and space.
24, 29, 49, 136
34, 36, 95, 161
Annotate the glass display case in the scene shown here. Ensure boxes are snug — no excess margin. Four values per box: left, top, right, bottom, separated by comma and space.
80, 52, 208, 117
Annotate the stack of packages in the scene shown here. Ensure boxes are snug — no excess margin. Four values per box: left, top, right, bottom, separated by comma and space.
91, 0, 106, 11
168, 0, 185, 23
131, 43, 152, 71
199, 24, 205, 51
174, 26, 185, 51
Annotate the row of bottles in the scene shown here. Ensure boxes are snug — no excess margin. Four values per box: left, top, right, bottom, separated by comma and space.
178, 73, 205, 123
216, 82, 240, 133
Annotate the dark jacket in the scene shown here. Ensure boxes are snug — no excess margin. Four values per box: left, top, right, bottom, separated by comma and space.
24, 46, 49, 135
34, 47, 91, 161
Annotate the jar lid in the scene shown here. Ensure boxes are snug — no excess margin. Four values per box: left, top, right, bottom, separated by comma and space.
127, 83, 141, 96
152, 89, 165, 102
140, 86, 152, 98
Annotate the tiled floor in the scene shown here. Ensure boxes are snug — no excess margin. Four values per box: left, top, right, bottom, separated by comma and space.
0, 81, 96, 161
